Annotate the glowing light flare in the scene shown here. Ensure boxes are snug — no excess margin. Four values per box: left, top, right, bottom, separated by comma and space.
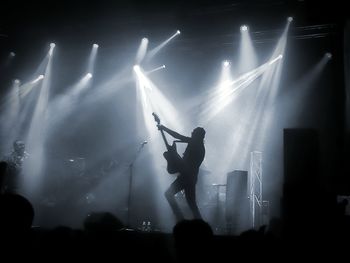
201, 56, 283, 123
216, 60, 233, 94
49, 43, 55, 56
145, 65, 167, 74
133, 64, 141, 72
76, 73, 93, 89
269, 55, 283, 65
325, 52, 332, 59
133, 65, 152, 91
135, 37, 149, 64
240, 25, 248, 32
134, 65, 183, 139
287, 17, 293, 22
238, 25, 258, 75
87, 44, 99, 74
31, 75, 44, 84
146, 31, 181, 60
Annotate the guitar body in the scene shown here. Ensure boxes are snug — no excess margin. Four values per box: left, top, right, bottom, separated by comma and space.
152, 112, 183, 175
163, 143, 183, 174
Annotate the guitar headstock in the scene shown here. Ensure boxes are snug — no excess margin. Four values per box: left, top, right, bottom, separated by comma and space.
152, 112, 160, 125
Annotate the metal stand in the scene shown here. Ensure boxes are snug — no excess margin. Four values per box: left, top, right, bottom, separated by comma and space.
126, 141, 147, 227
249, 151, 263, 229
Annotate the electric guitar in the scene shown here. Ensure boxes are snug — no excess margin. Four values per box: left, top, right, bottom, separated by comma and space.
152, 112, 183, 174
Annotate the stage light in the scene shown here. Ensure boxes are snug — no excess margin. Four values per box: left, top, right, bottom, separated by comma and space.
269, 55, 283, 65
49, 43, 56, 56
325, 52, 332, 59
240, 25, 248, 32
287, 17, 293, 22
14, 79, 20, 85
10, 52, 16, 57
86, 73, 93, 78
133, 65, 140, 71
30, 75, 44, 83
146, 31, 180, 60
135, 38, 149, 64
93, 44, 99, 48
223, 60, 230, 67
146, 65, 166, 74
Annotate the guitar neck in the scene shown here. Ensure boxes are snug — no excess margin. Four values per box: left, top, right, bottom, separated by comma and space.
160, 129, 171, 150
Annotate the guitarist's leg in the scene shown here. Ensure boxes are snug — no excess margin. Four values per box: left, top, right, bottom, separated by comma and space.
184, 184, 202, 220
165, 177, 185, 221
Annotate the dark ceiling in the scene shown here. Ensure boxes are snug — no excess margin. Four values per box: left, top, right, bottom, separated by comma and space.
0, 0, 347, 39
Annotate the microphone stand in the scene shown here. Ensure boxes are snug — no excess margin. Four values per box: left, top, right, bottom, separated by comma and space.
126, 141, 147, 227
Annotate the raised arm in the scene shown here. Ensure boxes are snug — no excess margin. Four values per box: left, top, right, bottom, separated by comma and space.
158, 125, 191, 142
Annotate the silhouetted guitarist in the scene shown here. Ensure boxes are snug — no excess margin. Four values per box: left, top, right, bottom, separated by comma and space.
157, 121, 206, 221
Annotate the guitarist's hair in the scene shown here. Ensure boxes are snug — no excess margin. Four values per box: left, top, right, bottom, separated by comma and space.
192, 127, 205, 140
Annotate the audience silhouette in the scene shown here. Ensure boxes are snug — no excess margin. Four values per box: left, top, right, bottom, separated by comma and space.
173, 219, 214, 262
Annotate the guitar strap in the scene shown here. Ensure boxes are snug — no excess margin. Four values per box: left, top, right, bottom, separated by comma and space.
173, 140, 186, 144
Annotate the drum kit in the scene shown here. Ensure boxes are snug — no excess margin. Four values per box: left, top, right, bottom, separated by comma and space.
40, 156, 119, 207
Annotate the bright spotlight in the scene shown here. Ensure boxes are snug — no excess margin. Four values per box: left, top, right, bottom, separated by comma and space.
240, 25, 248, 32
93, 44, 99, 48
14, 79, 20, 85
278, 54, 283, 59
176, 30, 181, 34
50, 43, 56, 48
287, 17, 293, 22
133, 65, 140, 71
142, 37, 148, 41
146, 65, 166, 74
31, 75, 44, 84
325, 52, 332, 59
86, 73, 93, 78
10, 52, 16, 57
223, 60, 230, 67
